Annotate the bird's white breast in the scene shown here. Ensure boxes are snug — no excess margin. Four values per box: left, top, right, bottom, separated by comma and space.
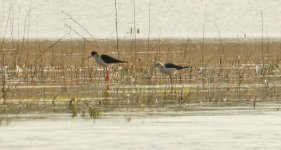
159, 67, 177, 75
95, 57, 110, 67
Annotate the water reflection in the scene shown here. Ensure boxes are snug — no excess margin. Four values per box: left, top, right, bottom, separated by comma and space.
1, 110, 281, 149
0, 116, 12, 126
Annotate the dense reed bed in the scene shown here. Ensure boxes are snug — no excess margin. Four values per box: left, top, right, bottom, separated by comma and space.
1, 38, 281, 116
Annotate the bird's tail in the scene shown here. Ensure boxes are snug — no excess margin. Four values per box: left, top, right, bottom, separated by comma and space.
119, 60, 128, 63
182, 66, 192, 70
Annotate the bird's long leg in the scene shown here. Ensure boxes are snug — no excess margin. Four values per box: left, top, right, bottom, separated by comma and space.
105, 67, 110, 81
179, 73, 182, 84
169, 75, 175, 95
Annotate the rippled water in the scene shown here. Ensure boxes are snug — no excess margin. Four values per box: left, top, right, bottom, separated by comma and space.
1, 108, 281, 150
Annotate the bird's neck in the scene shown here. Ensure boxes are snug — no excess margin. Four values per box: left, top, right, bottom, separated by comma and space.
158, 63, 165, 68
93, 55, 99, 59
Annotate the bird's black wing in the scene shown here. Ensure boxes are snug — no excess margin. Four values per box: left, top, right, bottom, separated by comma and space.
101, 55, 126, 63
165, 63, 190, 70
165, 63, 183, 70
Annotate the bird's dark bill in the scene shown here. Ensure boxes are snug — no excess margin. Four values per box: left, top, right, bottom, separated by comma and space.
83, 56, 92, 61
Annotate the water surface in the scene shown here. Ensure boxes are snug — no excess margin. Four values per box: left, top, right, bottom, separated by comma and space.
1, 109, 281, 150
1, 0, 281, 39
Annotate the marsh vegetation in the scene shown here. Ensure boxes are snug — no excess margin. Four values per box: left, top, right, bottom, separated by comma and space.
1, 38, 281, 118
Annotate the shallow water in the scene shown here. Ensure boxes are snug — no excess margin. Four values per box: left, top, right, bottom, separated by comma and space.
1, 109, 281, 150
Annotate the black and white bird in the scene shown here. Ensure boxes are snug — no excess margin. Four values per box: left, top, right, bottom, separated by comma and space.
153, 61, 191, 82
86, 51, 127, 80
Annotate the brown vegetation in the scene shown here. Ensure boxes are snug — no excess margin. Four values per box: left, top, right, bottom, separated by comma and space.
1, 38, 281, 114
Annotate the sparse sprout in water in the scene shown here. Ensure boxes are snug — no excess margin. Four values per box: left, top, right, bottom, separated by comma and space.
52, 95, 60, 106
85, 102, 101, 119
68, 98, 78, 117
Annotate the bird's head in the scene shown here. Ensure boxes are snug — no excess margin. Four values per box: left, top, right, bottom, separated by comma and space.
153, 61, 164, 69
84, 51, 99, 61
91, 51, 99, 57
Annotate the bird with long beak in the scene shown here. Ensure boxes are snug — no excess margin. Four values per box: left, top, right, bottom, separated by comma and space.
153, 61, 191, 82
85, 51, 127, 81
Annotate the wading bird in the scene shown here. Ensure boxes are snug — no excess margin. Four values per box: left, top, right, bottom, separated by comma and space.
153, 61, 191, 82
85, 51, 127, 80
